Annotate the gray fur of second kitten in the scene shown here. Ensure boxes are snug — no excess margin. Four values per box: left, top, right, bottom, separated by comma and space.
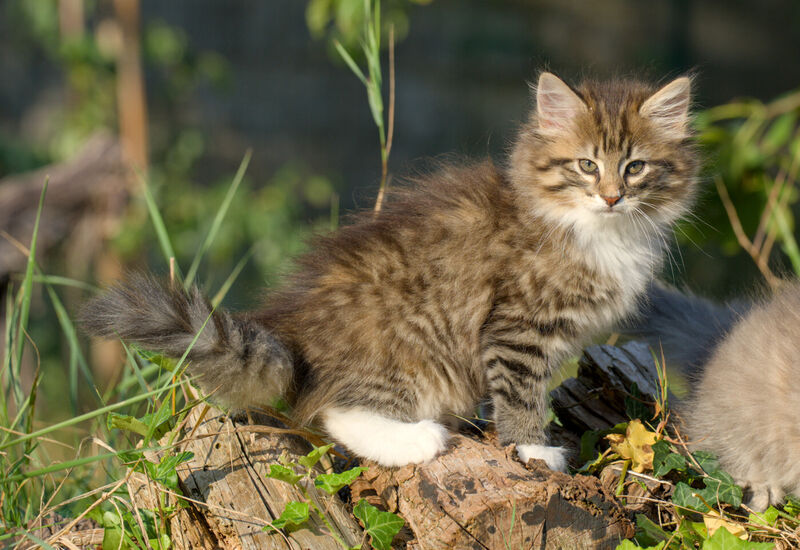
627, 281, 800, 510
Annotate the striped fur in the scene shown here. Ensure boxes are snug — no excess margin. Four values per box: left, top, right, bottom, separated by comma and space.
83, 72, 699, 467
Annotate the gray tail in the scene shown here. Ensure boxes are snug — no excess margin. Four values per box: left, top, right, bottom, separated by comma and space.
622, 282, 746, 375
81, 273, 293, 409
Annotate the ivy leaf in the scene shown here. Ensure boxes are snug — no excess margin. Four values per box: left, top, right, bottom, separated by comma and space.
673, 482, 711, 513
298, 443, 334, 470
702, 473, 743, 509
263, 501, 310, 532
266, 464, 303, 485
652, 440, 687, 478
701, 525, 774, 549
314, 466, 367, 495
353, 499, 404, 550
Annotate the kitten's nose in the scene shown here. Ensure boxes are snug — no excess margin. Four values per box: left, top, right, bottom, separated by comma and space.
602, 195, 621, 207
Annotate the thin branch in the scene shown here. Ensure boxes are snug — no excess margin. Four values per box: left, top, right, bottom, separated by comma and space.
714, 175, 780, 287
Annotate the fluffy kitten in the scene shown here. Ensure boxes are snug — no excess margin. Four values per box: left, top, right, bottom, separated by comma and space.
628, 282, 800, 510
82, 72, 698, 469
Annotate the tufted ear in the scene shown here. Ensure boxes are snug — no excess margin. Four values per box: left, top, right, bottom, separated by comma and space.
535, 72, 587, 136
640, 76, 692, 138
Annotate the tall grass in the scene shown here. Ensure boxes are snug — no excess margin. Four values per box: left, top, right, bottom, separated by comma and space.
0, 156, 253, 547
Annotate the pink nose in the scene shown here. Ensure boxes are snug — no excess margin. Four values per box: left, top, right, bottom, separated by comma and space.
602, 195, 621, 207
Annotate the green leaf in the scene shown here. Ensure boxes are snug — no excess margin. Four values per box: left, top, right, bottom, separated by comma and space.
784, 494, 800, 516
761, 111, 797, 155
673, 482, 710, 513
634, 514, 670, 547
107, 413, 150, 437
353, 499, 404, 550
144, 451, 194, 491
263, 501, 310, 532
266, 464, 302, 485
702, 526, 774, 549
314, 466, 367, 495
702, 473, 743, 509
652, 440, 687, 478
298, 443, 335, 470
748, 506, 779, 527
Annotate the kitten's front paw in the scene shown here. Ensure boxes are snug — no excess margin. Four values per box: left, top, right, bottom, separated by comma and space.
516, 444, 568, 472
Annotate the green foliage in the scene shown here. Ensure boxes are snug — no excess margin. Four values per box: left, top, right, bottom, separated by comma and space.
687, 89, 800, 287
306, 0, 432, 50
352, 498, 405, 550
315, 467, 369, 495
702, 527, 774, 550
264, 501, 311, 532
262, 443, 400, 549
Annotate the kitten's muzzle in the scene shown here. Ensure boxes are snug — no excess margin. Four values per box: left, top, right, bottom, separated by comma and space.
602, 194, 622, 207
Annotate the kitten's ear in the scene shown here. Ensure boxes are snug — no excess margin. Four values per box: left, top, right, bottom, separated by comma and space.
640, 76, 692, 137
535, 72, 587, 135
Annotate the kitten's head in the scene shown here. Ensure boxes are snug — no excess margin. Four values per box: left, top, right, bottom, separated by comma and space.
510, 72, 698, 232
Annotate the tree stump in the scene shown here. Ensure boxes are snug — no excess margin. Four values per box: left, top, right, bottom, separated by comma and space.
355, 432, 632, 549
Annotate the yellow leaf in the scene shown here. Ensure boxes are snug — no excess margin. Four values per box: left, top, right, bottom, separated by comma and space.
605, 420, 658, 473
703, 510, 747, 540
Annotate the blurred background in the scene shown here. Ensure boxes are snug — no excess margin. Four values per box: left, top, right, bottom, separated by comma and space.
0, 0, 799, 398
1, 0, 800, 533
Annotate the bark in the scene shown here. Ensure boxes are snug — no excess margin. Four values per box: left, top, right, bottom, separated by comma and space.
354, 432, 633, 549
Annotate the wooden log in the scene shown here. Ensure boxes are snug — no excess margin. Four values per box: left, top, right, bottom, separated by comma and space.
130, 341, 662, 549
131, 405, 364, 550
551, 341, 665, 435
358, 432, 633, 549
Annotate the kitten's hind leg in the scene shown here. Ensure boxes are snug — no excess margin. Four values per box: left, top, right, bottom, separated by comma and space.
322, 407, 449, 467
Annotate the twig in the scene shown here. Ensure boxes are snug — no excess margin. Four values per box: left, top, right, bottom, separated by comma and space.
374, 24, 396, 214
714, 175, 780, 287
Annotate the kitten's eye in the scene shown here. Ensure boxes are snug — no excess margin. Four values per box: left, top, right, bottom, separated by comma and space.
578, 159, 598, 174
625, 160, 645, 175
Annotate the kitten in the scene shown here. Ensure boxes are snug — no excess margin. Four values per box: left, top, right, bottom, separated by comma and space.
627, 282, 800, 510
82, 72, 698, 470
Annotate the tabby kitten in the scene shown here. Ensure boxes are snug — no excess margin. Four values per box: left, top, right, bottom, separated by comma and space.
627, 282, 800, 510
83, 72, 698, 469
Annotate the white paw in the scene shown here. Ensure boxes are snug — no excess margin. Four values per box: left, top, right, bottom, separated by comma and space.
517, 444, 568, 472
399, 420, 449, 465
322, 408, 449, 467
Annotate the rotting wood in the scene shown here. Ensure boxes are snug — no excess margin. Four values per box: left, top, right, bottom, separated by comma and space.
132, 405, 364, 550
356, 431, 633, 549
551, 341, 666, 435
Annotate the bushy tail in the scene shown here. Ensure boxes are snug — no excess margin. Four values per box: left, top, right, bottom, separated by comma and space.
622, 282, 747, 375
81, 273, 293, 408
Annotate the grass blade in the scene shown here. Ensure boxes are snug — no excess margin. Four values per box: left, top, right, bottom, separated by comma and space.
0, 378, 185, 451
14, 179, 48, 380
211, 245, 255, 308
137, 170, 183, 279
184, 150, 252, 290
